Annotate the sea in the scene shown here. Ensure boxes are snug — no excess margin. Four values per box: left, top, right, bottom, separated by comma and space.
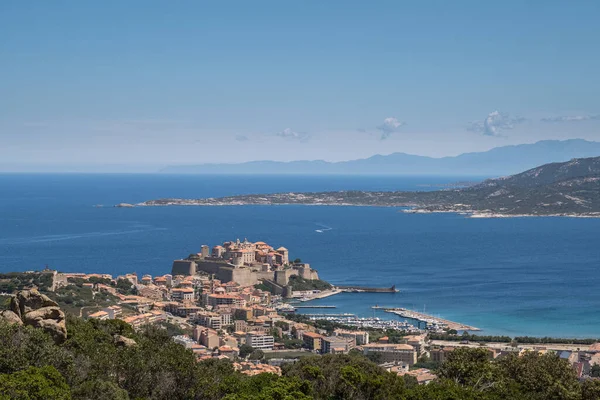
1, 173, 600, 338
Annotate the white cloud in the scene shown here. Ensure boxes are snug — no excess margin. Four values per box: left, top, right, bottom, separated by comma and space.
467, 111, 525, 137
235, 134, 249, 142
541, 114, 600, 123
275, 128, 309, 141
376, 117, 406, 139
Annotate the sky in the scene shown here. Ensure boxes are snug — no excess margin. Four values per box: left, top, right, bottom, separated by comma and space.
1, 0, 600, 170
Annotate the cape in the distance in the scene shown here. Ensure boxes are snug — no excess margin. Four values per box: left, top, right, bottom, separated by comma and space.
161, 139, 600, 176
135, 155, 600, 217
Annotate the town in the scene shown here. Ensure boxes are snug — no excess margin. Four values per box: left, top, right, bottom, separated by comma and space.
6, 239, 599, 383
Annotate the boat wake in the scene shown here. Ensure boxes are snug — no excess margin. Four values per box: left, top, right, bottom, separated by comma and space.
0, 227, 167, 245
315, 223, 333, 233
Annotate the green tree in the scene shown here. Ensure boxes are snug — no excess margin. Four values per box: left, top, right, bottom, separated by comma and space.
193, 359, 241, 400
405, 379, 488, 400
493, 351, 581, 400
248, 350, 265, 361
72, 380, 129, 400
115, 279, 137, 295
0, 366, 71, 400
275, 321, 290, 331
270, 327, 281, 340
239, 344, 255, 359
0, 322, 73, 379
223, 374, 312, 400
582, 379, 600, 400
437, 348, 494, 390
283, 354, 406, 400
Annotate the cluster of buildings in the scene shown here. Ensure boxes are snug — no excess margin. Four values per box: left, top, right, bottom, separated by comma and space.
171, 239, 320, 292
52, 249, 430, 378
49, 267, 600, 384
558, 343, 600, 378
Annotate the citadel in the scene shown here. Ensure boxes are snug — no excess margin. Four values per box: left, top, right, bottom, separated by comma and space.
171, 239, 320, 292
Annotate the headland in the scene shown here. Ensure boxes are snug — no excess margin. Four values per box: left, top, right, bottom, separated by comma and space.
118, 156, 600, 217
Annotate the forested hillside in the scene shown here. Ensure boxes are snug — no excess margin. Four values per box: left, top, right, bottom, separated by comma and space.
1, 316, 600, 399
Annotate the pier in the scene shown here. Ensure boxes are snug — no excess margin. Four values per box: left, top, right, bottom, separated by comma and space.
384, 308, 480, 331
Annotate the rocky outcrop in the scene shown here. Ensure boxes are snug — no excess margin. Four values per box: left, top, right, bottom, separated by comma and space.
23, 306, 67, 344
5, 290, 67, 343
10, 289, 58, 318
114, 334, 137, 347
0, 310, 23, 326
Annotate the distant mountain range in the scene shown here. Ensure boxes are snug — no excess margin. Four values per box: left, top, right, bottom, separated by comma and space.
161, 139, 600, 176
139, 155, 600, 217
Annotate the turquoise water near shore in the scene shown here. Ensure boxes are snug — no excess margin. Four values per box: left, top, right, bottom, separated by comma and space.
1, 174, 600, 337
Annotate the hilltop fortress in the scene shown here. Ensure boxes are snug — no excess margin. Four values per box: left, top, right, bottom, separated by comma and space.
171, 239, 319, 288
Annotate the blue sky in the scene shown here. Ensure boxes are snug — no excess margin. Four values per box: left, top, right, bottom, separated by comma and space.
1, 0, 600, 169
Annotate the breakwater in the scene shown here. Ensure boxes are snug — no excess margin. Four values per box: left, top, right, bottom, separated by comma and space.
337, 284, 399, 293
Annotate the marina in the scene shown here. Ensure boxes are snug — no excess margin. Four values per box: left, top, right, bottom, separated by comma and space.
304, 314, 419, 331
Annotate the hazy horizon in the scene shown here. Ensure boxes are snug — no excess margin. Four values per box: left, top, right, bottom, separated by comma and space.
1, 138, 598, 174
1, 2, 600, 169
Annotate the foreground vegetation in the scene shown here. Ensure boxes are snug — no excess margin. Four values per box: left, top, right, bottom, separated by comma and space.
1, 317, 600, 399
429, 332, 600, 345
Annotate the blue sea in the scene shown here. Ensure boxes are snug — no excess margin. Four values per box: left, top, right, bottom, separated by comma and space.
2, 174, 600, 338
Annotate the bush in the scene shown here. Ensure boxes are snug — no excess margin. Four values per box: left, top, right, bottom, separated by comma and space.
0, 366, 71, 400
287, 276, 332, 291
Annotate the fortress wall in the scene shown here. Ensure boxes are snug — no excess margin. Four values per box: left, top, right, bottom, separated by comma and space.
260, 280, 284, 295
275, 269, 296, 286
195, 260, 228, 275
230, 268, 258, 287
297, 267, 311, 280
171, 260, 197, 276
255, 271, 275, 281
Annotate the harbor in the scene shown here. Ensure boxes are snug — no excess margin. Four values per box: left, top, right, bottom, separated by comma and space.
302, 314, 419, 331
291, 289, 480, 333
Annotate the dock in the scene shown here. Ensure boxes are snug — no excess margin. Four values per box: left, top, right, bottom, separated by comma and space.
384, 308, 480, 331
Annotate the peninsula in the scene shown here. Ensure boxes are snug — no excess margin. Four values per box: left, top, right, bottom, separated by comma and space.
125, 156, 600, 217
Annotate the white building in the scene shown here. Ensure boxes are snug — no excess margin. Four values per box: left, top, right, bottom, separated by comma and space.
103, 306, 123, 319
245, 332, 274, 350
171, 288, 195, 302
